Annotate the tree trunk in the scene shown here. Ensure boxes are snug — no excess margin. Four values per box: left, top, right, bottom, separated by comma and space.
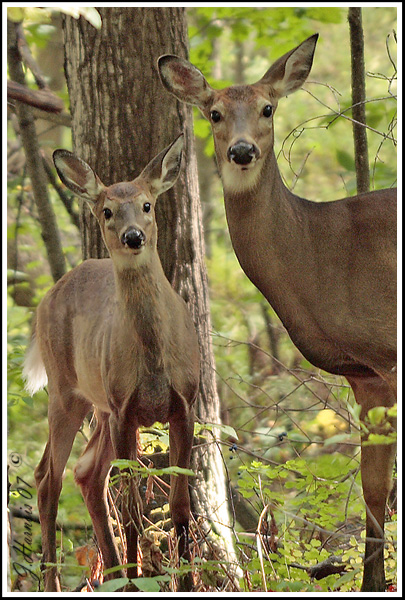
348, 7, 370, 194
62, 6, 235, 565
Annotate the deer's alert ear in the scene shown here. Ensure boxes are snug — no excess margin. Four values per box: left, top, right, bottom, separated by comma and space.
140, 135, 184, 197
53, 150, 105, 203
257, 33, 318, 98
158, 55, 214, 110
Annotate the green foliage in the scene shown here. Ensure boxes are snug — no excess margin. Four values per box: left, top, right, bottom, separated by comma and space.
111, 460, 195, 479
195, 421, 238, 440
231, 453, 396, 591
7, 302, 32, 407
189, 7, 345, 73
95, 577, 129, 592
129, 575, 171, 592
7, 6, 101, 29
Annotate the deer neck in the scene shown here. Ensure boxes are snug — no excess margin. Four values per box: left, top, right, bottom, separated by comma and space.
222, 149, 309, 311
112, 252, 170, 358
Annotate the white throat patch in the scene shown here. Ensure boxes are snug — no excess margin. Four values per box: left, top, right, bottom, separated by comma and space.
220, 161, 262, 194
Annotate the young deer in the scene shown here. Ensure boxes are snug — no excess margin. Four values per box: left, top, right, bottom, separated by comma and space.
23, 136, 200, 592
158, 36, 397, 592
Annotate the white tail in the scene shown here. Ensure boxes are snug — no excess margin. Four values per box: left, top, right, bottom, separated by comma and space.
23, 333, 47, 396
158, 36, 397, 592
25, 135, 200, 592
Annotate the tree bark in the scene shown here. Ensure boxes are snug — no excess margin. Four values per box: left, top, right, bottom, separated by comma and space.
348, 7, 370, 194
62, 6, 235, 564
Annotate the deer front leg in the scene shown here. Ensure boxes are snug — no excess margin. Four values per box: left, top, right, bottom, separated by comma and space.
35, 391, 90, 591
348, 375, 397, 592
74, 411, 123, 581
109, 412, 143, 585
169, 405, 195, 591
361, 438, 396, 591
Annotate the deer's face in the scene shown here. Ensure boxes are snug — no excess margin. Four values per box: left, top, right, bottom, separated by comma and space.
93, 182, 156, 259
53, 136, 184, 268
158, 36, 318, 194
202, 84, 278, 192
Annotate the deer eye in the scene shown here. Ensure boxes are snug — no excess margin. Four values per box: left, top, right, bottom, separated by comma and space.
103, 208, 113, 219
210, 110, 221, 123
263, 105, 273, 118
143, 202, 151, 213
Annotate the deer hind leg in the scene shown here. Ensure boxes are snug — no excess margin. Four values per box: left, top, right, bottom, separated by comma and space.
109, 412, 142, 584
168, 404, 195, 591
347, 375, 397, 592
34, 389, 91, 592
74, 410, 123, 581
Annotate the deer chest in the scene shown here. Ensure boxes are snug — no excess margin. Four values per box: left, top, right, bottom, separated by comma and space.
107, 365, 173, 427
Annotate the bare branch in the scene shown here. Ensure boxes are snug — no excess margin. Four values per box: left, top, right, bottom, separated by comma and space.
7, 79, 64, 113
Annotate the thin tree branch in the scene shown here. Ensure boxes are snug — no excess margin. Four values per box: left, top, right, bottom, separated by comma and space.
7, 79, 64, 113
348, 7, 370, 193
7, 19, 66, 282
41, 154, 80, 230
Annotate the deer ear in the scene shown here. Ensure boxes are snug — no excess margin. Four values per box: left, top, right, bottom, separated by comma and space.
158, 55, 214, 110
53, 150, 105, 203
257, 34, 318, 98
140, 135, 184, 197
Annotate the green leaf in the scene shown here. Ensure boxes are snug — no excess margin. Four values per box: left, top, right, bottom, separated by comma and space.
238, 488, 255, 499
196, 421, 238, 439
304, 548, 321, 560
387, 405, 397, 418
110, 460, 195, 478
324, 433, 355, 446
367, 406, 386, 425
129, 576, 170, 592
103, 563, 137, 576
336, 149, 355, 172
332, 570, 358, 588
364, 432, 396, 446
347, 401, 362, 423
22, 396, 34, 408
95, 577, 128, 592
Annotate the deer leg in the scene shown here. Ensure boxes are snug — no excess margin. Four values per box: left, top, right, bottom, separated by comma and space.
347, 375, 397, 592
109, 412, 142, 584
169, 405, 195, 591
34, 391, 91, 592
74, 410, 124, 581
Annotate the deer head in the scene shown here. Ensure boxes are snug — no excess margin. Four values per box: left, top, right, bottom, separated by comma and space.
53, 135, 184, 266
158, 36, 318, 192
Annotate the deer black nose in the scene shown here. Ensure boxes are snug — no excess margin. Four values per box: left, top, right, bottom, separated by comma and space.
227, 141, 257, 165
121, 228, 145, 249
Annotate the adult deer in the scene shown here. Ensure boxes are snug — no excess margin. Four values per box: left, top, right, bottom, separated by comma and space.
23, 136, 200, 592
158, 35, 397, 592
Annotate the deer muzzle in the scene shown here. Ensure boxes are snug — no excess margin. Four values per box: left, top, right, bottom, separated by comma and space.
121, 227, 145, 250
227, 140, 259, 166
